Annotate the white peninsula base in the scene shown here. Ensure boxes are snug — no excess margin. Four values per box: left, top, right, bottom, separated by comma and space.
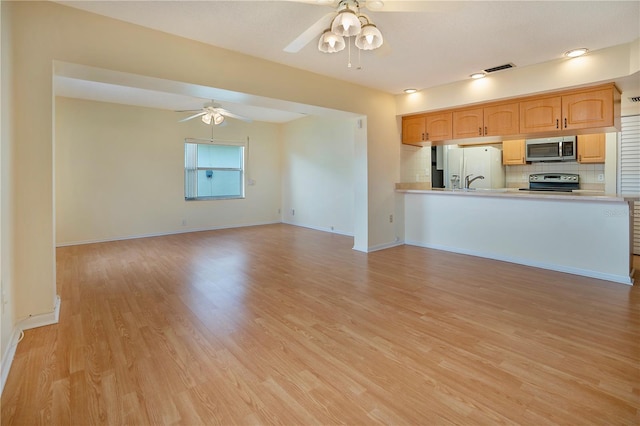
402, 190, 635, 285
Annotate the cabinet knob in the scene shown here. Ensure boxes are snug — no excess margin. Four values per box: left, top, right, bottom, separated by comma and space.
426, 132, 429, 140
478, 127, 482, 136
556, 119, 559, 129
485, 126, 488, 135
422, 133, 425, 140
564, 118, 567, 128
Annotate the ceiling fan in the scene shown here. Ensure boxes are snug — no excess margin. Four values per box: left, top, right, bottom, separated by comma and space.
284, 0, 449, 54
177, 101, 252, 125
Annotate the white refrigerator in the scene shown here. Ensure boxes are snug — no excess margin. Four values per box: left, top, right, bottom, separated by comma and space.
445, 146, 505, 189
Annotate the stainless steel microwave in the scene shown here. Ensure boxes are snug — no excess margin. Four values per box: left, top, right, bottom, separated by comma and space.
525, 136, 577, 162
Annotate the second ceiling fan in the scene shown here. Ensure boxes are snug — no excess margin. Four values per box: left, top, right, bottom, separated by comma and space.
177, 101, 252, 126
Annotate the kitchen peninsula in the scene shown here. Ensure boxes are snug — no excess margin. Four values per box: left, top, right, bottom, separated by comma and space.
397, 188, 637, 285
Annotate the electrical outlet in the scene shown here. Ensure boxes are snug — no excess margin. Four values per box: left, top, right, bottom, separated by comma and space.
389, 214, 393, 223
597, 173, 604, 182
291, 209, 295, 216
181, 219, 187, 226
278, 208, 281, 214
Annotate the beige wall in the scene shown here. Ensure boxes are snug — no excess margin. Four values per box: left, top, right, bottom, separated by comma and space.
281, 116, 356, 236
55, 97, 283, 245
2, 0, 399, 355
395, 40, 640, 116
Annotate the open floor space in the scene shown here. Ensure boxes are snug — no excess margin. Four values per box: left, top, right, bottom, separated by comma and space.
2, 224, 638, 424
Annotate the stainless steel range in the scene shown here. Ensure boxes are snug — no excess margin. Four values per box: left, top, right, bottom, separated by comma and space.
523, 173, 580, 192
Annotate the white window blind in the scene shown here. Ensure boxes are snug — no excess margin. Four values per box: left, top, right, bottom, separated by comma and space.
619, 115, 640, 254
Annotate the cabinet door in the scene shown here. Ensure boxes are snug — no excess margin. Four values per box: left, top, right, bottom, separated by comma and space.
502, 139, 526, 165
484, 102, 519, 136
452, 108, 483, 139
577, 134, 606, 163
520, 96, 562, 133
425, 112, 452, 141
402, 115, 426, 145
562, 88, 614, 130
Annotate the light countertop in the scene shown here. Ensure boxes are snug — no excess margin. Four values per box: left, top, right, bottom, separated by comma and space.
396, 187, 639, 203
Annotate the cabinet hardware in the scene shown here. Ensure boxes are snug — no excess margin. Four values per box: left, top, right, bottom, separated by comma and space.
564, 118, 567, 128
425, 132, 429, 140
556, 119, 559, 129
422, 133, 425, 140
478, 127, 482, 136
484, 126, 488, 135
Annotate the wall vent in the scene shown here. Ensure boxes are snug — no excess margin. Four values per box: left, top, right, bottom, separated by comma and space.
483, 63, 515, 73
629, 96, 640, 103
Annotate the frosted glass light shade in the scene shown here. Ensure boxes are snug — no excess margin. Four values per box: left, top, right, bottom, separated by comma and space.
201, 114, 212, 125
355, 24, 383, 50
331, 8, 361, 36
318, 30, 345, 53
213, 113, 225, 125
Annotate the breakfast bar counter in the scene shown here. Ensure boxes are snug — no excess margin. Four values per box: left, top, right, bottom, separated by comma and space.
397, 187, 636, 285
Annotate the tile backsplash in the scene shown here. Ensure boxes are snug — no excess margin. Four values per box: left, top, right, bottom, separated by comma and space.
506, 162, 605, 190
400, 144, 431, 183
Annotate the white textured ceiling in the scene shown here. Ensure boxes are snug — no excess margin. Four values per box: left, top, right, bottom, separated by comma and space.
54, 0, 640, 120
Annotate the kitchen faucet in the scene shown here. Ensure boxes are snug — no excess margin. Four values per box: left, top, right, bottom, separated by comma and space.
464, 174, 485, 189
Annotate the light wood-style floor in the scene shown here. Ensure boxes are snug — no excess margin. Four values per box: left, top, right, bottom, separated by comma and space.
2, 224, 639, 425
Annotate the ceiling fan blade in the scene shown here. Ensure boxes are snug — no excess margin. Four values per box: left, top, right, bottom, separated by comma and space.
178, 111, 206, 122
218, 109, 253, 123
174, 109, 202, 113
284, 12, 335, 53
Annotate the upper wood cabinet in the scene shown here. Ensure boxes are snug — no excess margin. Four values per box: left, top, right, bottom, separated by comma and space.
401, 83, 620, 144
502, 139, 526, 165
520, 85, 619, 134
453, 108, 483, 139
402, 112, 452, 145
453, 102, 520, 139
484, 102, 520, 136
577, 134, 606, 163
402, 115, 426, 145
425, 112, 453, 141
520, 96, 562, 133
562, 87, 616, 131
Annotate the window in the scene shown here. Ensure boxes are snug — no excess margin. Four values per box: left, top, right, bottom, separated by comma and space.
185, 140, 245, 200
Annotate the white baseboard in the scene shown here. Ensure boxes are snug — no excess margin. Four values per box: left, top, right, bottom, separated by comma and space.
405, 241, 633, 286
281, 221, 354, 237
0, 295, 61, 396
0, 327, 23, 396
366, 239, 404, 253
56, 221, 281, 247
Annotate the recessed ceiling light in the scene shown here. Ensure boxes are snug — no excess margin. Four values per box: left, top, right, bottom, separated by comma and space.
564, 48, 588, 58
470, 72, 486, 79
404, 88, 417, 94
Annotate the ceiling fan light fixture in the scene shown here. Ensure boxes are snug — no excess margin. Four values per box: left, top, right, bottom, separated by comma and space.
331, 7, 362, 37
355, 23, 383, 50
318, 29, 346, 53
201, 113, 212, 125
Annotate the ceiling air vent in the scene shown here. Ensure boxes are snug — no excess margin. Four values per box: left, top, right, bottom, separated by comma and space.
483, 63, 515, 73
629, 96, 640, 103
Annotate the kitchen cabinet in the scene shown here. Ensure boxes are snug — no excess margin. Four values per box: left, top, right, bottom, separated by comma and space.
453, 108, 483, 139
577, 133, 606, 163
402, 115, 426, 145
425, 112, 453, 141
453, 102, 519, 139
484, 102, 520, 136
520, 96, 562, 133
562, 87, 616, 131
502, 139, 526, 165
520, 85, 618, 134
402, 112, 452, 144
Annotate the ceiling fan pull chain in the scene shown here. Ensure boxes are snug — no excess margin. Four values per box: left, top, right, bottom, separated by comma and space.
347, 37, 352, 68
